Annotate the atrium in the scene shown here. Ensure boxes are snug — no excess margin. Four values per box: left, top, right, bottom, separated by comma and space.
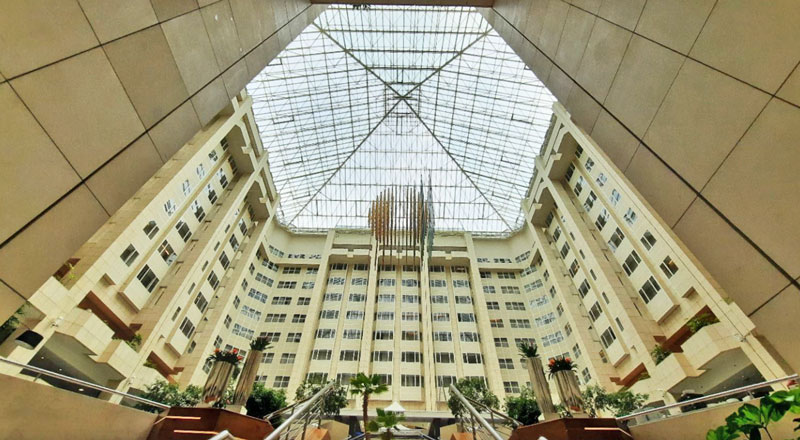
0, 1, 799, 440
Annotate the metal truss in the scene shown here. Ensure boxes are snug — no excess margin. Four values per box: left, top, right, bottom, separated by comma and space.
246, 5, 556, 235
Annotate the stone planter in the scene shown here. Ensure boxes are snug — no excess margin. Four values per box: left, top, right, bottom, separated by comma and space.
553, 369, 584, 414
525, 357, 557, 420
232, 349, 262, 408
202, 360, 236, 405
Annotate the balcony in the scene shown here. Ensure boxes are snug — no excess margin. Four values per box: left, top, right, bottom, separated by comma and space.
55, 308, 114, 355
680, 323, 740, 371
94, 339, 139, 377
651, 352, 702, 394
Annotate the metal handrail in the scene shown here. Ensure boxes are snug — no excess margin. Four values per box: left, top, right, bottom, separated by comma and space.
264, 382, 334, 440
208, 430, 236, 440
449, 384, 506, 440
616, 374, 799, 421
0, 355, 170, 410
263, 393, 315, 421
463, 394, 521, 427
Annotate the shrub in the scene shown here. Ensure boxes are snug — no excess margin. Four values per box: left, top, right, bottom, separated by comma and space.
650, 345, 671, 365
135, 380, 202, 412
505, 387, 541, 425
246, 383, 287, 420
686, 313, 719, 333
447, 377, 499, 418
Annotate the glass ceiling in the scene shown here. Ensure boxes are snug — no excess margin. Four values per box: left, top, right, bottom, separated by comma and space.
247, 5, 556, 235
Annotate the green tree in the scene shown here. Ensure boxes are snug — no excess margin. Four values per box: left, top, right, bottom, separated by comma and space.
246, 383, 287, 420
135, 380, 202, 412
447, 377, 500, 419
580, 385, 648, 417
350, 373, 389, 440
367, 408, 406, 440
295, 378, 348, 417
505, 387, 541, 425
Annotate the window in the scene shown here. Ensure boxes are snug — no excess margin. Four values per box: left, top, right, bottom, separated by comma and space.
261, 353, 275, 364
510, 319, 531, 328
541, 331, 564, 347
504, 381, 521, 394
574, 175, 585, 195
164, 199, 176, 216
430, 279, 446, 288
615, 317, 625, 332
378, 278, 395, 286
286, 333, 302, 342
431, 295, 448, 303
265, 313, 286, 323
582, 368, 592, 383
524, 280, 543, 292
302, 281, 315, 289
191, 200, 205, 221
315, 329, 336, 339
377, 294, 394, 303
490, 319, 504, 328
588, 303, 602, 322
272, 296, 291, 305
179, 317, 195, 338
602, 291, 610, 304
273, 376, 290, 388
324, 293, 342, 301
283, 266, 301, 274
277, 281, 296, 289
352, 277, 368, 286
437, 376, 457, 388
600, 327, 617, 348
432, 331, 452, 341
452, 266, 468, 273
372, 351, 393, 362
311, 349, 332, 361
460, 332, 480, 342
158, 240, 176, 265
343, 329, 362, 339
319, 310, 339, 319
584, 191, 597, 212
136, 265, 159, 292
218, 252, 230, 269
530, 295, 550, 308
374, 374, 392, 386
223, 315, 232, 328
206, 184, 218, 204
623, 208, 637, 225
622, 251, 641, 276
307, 267, 319, 274
578, 280, 590, 298
506, 302, 526, 311
565, 163, 575, 181
401, 330, 420, 341
329, 263, 347, 271
401, 352, 422, 363
573, 344, 582, 358
375, 311, 394, 320
232, 323, 254, 339
638, 276, 662, 303
535, 313, 556, 327
501, 286, 520, 294
401, 375, 422, 387
498, 358, 514, 369
373, 330, 393, 340
431, 312, 449, 322
402, 312, 420, 321
175, 220, 192, 242
435, 352, 455, 363
494, 338, 509, 348
455, 296, 472, 304
280, 353, 296, 364
483, 286, 496, 294
610, 189, 621, 206
291, 314, 306, 323
194, 293, 208, 312
462, 353, 483, 364
229, 235, 239, 251
453, 279, 470, 288
401, 279, 418, 287
349, 293, 366, 302
429, 265, 444, 272
353, 264, 368, 271
608, 228, 625, 252
660, 256, 679, 278
402, 295, 420, 304
340, 350, 360, 361
480, 271, 491, 279
120, 244, 139, 266
568, 260, 580, 278
641, 231, 657, 250
556, 303, 564, 316
560, 242, 571, 259
346, 310, 365, 320
143, 221, 159, 239
497, 272, 516, 279
596, 172, 607, 187
297, 297, 311, 305
486, 301, 499, 310
457, 313, 475, 322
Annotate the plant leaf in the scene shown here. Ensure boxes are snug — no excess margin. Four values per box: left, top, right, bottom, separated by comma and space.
706, 425, 740, 440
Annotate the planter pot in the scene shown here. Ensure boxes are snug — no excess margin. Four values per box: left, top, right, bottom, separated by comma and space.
202, 360, 236, 404
525, 357, 557, 420
232, 349, 262, 407
553, 370, 584, 414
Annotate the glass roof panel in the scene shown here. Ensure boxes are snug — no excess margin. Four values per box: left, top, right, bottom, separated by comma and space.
247, 5, 556, 235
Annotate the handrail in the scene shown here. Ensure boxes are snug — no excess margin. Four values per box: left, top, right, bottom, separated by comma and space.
617, 374, 799, 421
0, 355, 170, 410
208, 430, 236, 440
463, 394, 521, 427
449, 384, 505, 440
263, 393, 314, 421
264, 382, 334, 440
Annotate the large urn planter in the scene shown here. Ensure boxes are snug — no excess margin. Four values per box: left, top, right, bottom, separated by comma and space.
231, 337, 272, 412
202, 349, 243, 406
548, 358, 586, 417
525, 357, 558, 420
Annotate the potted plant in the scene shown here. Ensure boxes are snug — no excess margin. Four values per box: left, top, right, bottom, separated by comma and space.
202, 348, 243, 406
548, 357, 584, 415
650, 345, 671, 365
518, 341, 557, 420
231, 338, 272, 411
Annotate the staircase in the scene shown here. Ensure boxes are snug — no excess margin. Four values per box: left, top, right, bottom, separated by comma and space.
147, 407, 273, 440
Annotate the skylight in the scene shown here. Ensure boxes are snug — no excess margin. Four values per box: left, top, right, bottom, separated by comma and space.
247, 5, 555, 235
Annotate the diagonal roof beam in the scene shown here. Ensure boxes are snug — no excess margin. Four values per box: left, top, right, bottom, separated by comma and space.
401, 100, 514, 231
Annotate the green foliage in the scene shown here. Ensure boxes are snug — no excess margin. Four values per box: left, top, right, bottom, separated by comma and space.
0, 305, 25, 344
706, 387, 800, 440
114, 333, 143, 351
447, 377, 500, 418
208, 348, 243, 365
135, 380, 202, 412
687, 313, 720, 333
581, 385, 649, 417
295, 378, 348, 417
547, 357, 576, 378
143, 360, 158, 369
249, 337, 272, 351
505, 387, 541, 425
350, 373, 390, 399
367, 408, 406, 440
517, 341, 539, 359
246, 383, 287, 420
650, 345, 671, 365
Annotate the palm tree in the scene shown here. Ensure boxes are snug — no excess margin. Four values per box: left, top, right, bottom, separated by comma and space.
367, 408, 405, 440
350, 373, 389, 440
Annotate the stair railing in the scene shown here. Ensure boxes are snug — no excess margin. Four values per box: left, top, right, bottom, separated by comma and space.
448, 384, 519, 440
264, 382, 335, 440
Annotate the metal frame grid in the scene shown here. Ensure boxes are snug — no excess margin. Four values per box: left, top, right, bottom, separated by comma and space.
247, 5, 555, 235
